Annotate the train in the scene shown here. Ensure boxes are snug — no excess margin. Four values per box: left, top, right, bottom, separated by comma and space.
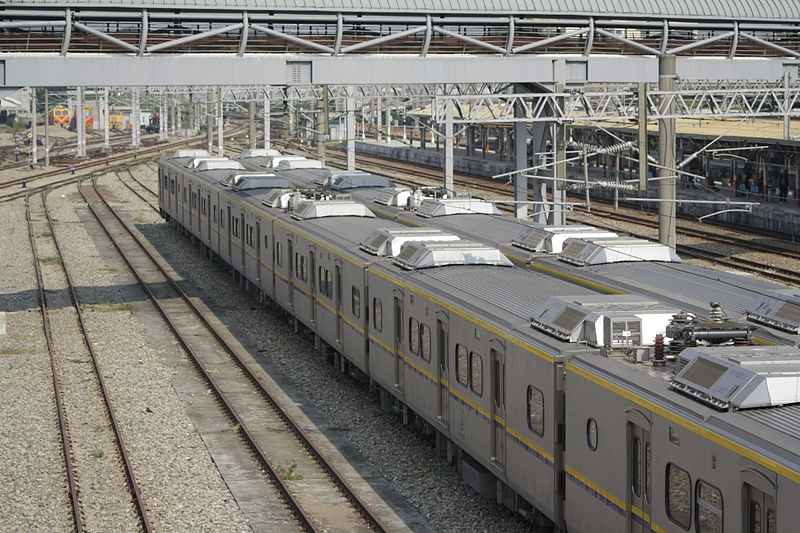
158, 148, 800, 533
49, 106, 95, 131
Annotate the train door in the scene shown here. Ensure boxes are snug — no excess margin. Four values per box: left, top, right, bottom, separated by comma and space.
628, 417, 652, 533
490, 343, 506, 468
745, 483, 776, 533
436, 312, 449, 427
226, 205, 232, 260
393, 290, 404, 392
255, 221, 261, 284
287, 238, 294, 308
309, 245, 316, 324
239, 211, 245, 274
206, 194, 211, 242
335, 263, 342, 342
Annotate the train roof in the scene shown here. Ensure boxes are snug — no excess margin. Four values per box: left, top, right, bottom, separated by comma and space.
569, 350, 800, 481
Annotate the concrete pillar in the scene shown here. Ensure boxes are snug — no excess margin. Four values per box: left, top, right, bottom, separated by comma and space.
346, 94, 356, 171
159, 95, 167, 141
131, 87, 140, 147
377, 96, 382, 142
514, 88, 528, 219
444, 99, 454, 194
784, 70, 791, 140
553, 86, 567, 226
29, 87, 37, 166
103, 87, 110, 151
315, 98, 326, 164
76, 86, 86, 158
216, 88, 223, 156
44, 88, 50, 166
386, 106, 392, 143
206, 91, 213, 153
658, 54, 677, 248
248, 99, 256, 150
263, 91, 271, 149
361, 107, 367, 141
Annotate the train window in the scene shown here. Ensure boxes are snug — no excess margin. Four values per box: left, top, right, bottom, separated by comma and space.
299, 255, 308, 281
645, 442, 651, 502
669, 426, 680, 445
409, 318, 420, 355
632, 436, 642, 497
469, 352, 483, 395
420, 324, 431, 362
750, 501, 762, 533
767, 509, 775, 533
696, 481, 722, 533
666, 463, 691, 530
373, 299, 382, 332
276, 242, 282, 267
527, 386, 544, 436
246, 225, 253, 247
264, 235, 269, 249
213, 206, 217, 223
351, 287, 360, 318
586, 418, 598, 450
456, 345, 468, 386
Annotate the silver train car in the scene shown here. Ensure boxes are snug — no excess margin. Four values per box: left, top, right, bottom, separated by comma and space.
159, 150, 800, 533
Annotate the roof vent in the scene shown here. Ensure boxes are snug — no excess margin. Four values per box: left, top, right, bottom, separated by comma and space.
416, 197, 500, 217
671, 346, 800, 410
238, 148, 282, 158
275, 158, 324, 171
531, 295, 677, 349
360, 228, 460, 257
291, 199, 375, 220
331, 174, 394, 190
196, 160, 245, 172
374, 187, 413, 207
512, 225, 617, 254
392, 241, 512, 270
746, 290, 800, 334
171, 149, 211, 159
558, 237, 681, 266
220, 173, 292, 192
186, 156, 228, 169
261, 189, 295, 209
260, 155, 305, 169
315, 170, 369, 187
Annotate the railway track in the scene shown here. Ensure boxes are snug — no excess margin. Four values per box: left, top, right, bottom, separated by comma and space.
26, 191, 152, 533
0, 127, 245, 205
79, 176, 391, 533
278, 140, 800, 285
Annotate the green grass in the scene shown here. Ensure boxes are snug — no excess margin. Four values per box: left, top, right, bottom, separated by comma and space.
98, 267, 118, 273
90, 450, 105, 459
80, 302, 134, 312
38, 256, 62, 266
37, 232, 52, 238
0, 348, 39, 356
276, 461, 303, 481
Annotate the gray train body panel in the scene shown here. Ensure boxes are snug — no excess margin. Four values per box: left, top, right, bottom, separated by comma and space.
160, 154, 800, 532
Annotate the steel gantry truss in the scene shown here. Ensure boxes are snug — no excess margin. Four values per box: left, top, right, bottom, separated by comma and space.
1, 7, 800, 60
431, 84, 800, 123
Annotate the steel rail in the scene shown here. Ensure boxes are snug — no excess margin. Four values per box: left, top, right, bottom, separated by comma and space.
113, 169, 158, 211
41, 187, 154, 533
80, 178, 391, 532
25, 193, 84, 533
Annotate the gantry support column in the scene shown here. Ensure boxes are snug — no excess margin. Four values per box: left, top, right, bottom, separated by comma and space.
346, 93, 356, 171
159, 95, 167, 141
658, 54, 677, 248
76, 86, 86, 158
386, 106, 392, 143
206, 92, 213, 153
30, 88, 37, 166
444, 99, 454, 194
248, 99, 256, 150
216, 88, 223, 156
44, 88, 50, 166
376, 96, 382, 142
513, 85, 528, 219
103, 87, 110, 151
131, 88, 140, 147
263, 91, 271, 149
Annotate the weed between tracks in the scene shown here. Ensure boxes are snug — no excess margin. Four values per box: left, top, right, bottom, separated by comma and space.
80, 303, 134, 312
276, 461, 303, 481
38, 256, 62, 266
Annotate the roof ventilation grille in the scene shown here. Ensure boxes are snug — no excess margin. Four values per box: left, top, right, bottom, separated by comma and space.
195, 160, 245, 172
360, 228, 460, 257
670, 346, 800, 410
171, 149, 210, 159
238, 148, 282, 158
512, 225, 617, 254
558, 237, 681, 266
746, 290, 800, 334
392, 241, 512, 270
185, 156, 227, 169
291, 199, 375, 220
416, 197, 500, 217
276, 158, 325, 171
